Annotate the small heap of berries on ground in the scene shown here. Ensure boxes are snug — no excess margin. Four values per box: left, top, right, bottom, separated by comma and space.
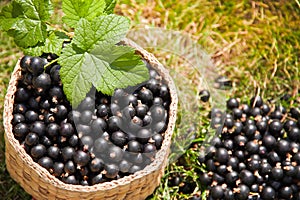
166, 88, 300, 200
12, 54, 171, 186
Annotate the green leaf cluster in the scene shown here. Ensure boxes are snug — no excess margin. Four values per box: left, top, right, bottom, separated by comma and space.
0, 0, 149, 108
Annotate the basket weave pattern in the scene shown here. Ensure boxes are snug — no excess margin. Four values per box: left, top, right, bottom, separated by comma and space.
3, 39, 178, 200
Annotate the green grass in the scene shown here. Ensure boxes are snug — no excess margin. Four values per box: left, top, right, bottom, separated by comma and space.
0, 0, 299, 199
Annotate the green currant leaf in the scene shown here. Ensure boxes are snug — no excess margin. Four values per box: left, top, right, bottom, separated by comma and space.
23, 31, 70, 56
62, 0, 106, 28
73, 15, 130, 51
0, 0, 53, 48
104, 0, 117, 14
58, 42, 149, 108
91, 44, 149, 95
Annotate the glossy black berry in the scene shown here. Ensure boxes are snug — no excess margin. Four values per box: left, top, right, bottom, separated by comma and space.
107, 146, 123, 162
12, 114, 25, 125
96, 104, 110, 118
20, 55, 31, 71
52, 162, 64, 177
25, 132, 39, 146
138, 88, 153, 105
108, 116, 121, 132
136, 128, 152, 144
14, 103, 27, 114
15, 87, 30, 102
261, 186, 276, 200
250, 96, 263, 107
111, 131, 127, 147
13, 123, 29, 138
210, 185, 224, 199
199, 90, 210, 102
64, 160, 76, 174
61, 147, 75, 161
54, 105, 68, 120
146, 78, 160, 95
215, 147, 229, 163
279, 186, 293, 199
25, 110, 38, 123
38, 156, 53, 170
150, 105, 166, 122
135, 104, 148, 118
91, 118, 107, 133
159, 84, 169, 100
89, 157, 104, 173
93, 137, 109, 153
199, 173, 212, 186
60, 123, 74, 137
49, 86, 64, 102
91, 173, 106, 185
46, 123, 60, 137
226, 98, 239, 109
50, 65, 61, 83
31, 144, 46, 159
47, 146, 60, 159
73, 150, 90, 167
33, 73, 51, 91
62, 175, 78, 185
119, 159, 132, 173
104, 164, 119, 179
30, 121, 46, 136
27, 57, 45, 75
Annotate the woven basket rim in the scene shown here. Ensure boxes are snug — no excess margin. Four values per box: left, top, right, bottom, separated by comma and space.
3, 38, 178, 193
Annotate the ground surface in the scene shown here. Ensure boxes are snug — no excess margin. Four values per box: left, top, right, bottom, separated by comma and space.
0, 0, 299, 199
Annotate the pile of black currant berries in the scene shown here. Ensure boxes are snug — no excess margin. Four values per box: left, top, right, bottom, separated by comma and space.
12, 54, 171, 186
198, 95, 300, 200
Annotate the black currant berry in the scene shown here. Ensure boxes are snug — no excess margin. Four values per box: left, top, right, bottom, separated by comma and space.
138, 88, 153, 105
89, 157, 104, 173
111, 131, 127, 147
136, 128, 152, 144
261, 186, 276, 200
25, 132, 39, 146
78, 96, 95, 111
93, 137, 109, 154
12, 113, 25, 125
33, 73, 51, 91
150, 105, 166, 122
96, 104, 110, 118
73, 150, 90, 167
27, 57, 46, 75
15, 87, 30, 102
31, 144, 46, 159
47, 146, 60, 159
107, 146, 123, 163
210, 185, 224, 199
60, 123, 74, 137
61, 146, 75, 161
50, 65, 61, 83
250, 96, 263, 107
38, 156, 53, 170
108, 116, 121, 132
46, 123, 60, 138
104, 164, 119, 179
20, 55, 31, 71
199, 90, 210, 102
52, 162, 64, 177
64, 160, 76, 174
119, 159, 132, 173
226, 98, 239, 109
13, 123, 29, 138
30, 121, 46, 137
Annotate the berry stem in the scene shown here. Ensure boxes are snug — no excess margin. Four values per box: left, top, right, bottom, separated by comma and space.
44, 58, 59, 69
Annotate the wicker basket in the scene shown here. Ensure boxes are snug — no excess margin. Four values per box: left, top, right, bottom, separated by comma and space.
3, 38, 178, 200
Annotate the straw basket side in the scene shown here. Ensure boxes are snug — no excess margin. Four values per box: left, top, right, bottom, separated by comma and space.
3, 38, 178, 200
